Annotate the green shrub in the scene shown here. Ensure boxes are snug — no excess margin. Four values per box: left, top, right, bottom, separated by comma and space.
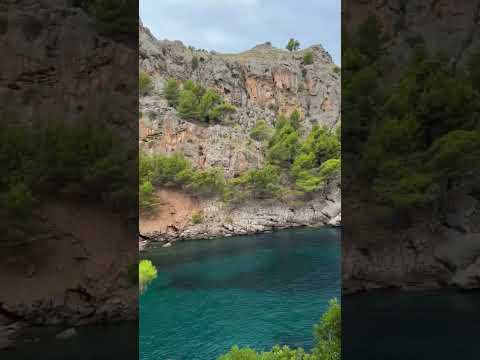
294, 171, 324, 193
286, 38, 300, 52
312, 298, 341, 360
139, 180, 154, 211
183, 80, 205, 98
250, 120, 272, 141
163, 78, 179, 107
192, 56, 199, 71
230, 165, 281, 200
185, 168, 226, 196
139, 259, 157, 293
289, 110, 301, 130
267, 122, 300, 167
139, 71, 153, 96
197, 89, 221, 121
208, 102, 236, 122
191, 211, 203, 224
177, 89, 199, 119
219, 299, 341, 360
303, 51, 314, 65
167, 79, 236, 123
319, 158, 341, 179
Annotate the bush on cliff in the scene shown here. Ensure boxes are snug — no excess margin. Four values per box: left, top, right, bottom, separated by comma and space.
166, 79, 236, 123
139, 71, 153, 96
226, 165, 282, 202
290, 125, 341, 193
303, 51, 314, 65
250, 120, 273, 142
267, 122, 300, 167
164, 78, 180, 107
286, 38, 301, 52
139, 153, 227, 210
345, 17, 480, 214
0, 119, 135, 246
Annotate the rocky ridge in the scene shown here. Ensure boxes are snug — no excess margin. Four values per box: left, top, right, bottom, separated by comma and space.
139, 22, 341, 243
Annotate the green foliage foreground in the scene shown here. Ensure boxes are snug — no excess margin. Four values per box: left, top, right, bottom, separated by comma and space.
218, 299, 340, 360
139, 259, 157, 293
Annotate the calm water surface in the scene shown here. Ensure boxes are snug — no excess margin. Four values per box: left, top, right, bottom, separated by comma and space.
343, 289, 480, 359
140, 228, 341, 360
4, 322, 137, 360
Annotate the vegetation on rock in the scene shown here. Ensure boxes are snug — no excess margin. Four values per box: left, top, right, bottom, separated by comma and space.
250, 120, 273, 141
139, 107, 341, 211
218, 298, 340, 360
0, 119, 135, 246
303, 51, 314, 65
344, 15, 480, 218
286, 38, 301, 52
139, 71, 153, 96
164, 79, 236, 123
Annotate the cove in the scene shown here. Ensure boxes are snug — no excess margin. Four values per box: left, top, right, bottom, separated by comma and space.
140, 227, 340, 360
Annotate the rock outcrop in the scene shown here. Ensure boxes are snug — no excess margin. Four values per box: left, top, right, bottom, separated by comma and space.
343, 0, 480, 71
342, 0, 480, 292
139, 22, 341, 242
0, 0, 137, 133
143, 180, 341, 244
0, 0, 137, 340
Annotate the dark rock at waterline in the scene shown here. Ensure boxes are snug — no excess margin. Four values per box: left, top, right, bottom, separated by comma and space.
56, 327, 77, 340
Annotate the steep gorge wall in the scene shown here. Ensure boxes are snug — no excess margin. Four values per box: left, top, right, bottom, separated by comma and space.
0, 0, 137, 132
139, 22, 341, 241
342, 0, 480, 292
0, 1, 138, 339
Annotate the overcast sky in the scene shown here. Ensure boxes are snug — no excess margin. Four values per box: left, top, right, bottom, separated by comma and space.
140, 0, 341, 65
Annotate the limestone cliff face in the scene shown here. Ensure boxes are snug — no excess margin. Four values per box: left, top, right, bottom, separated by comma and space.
139, 23, 341, 241
139, 22, 340, 176
343, 0, 480, 70
0, 0, 137, 131
342, 0, 480, 292
0, 1, 137, 337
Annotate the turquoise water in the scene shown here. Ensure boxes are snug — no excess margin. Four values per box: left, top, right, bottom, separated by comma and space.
140, 228, 340, 360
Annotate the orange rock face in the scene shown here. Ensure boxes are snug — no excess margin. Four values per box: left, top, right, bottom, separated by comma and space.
245, 77, 276, 106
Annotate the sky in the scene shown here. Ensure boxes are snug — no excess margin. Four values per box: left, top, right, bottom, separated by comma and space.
140, 0, 341, 65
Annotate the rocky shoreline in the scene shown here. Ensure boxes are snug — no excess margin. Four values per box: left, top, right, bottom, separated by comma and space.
140, 180, 341, 249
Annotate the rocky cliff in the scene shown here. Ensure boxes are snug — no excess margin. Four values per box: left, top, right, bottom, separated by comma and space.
0, 1, 137, 349
139, 22, 341, 244
342, 0, 480, 293
0, 0, 137, 132
343, 0, 480, 71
